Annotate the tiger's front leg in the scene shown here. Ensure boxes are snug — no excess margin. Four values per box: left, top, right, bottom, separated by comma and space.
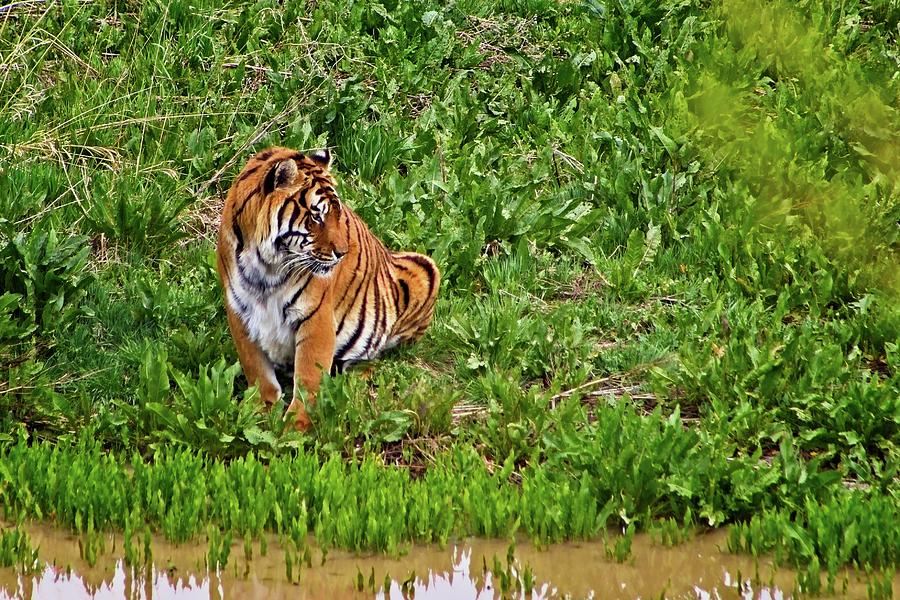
224, 304, 283, 408
286, 293, 335, 432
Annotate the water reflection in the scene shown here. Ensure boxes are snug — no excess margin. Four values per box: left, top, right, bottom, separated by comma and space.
5, 562, 209, 600
374, 549, 559, 600
0, 526, 890, 599
0, 550, 792, 600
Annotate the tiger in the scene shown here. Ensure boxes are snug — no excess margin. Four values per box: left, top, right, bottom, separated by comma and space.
216, 146, 440, 431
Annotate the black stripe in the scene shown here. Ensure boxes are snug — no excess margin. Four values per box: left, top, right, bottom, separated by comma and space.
406, 303, 428, 325
375, 272, 396, 338
376, 239, 390, 261
226, 282, 249, 314
336, 286, 371, 357
398, 280, 410, 312
237, 164, 261, 183
298, 186, 311, 209
334, 225, 367, 333
234, 189, 255, 220
276, 231, 304, 246
232, 220, 244, 255
288, 204, 302, 231
360, 283, 382, 357
373, 278, 390, 355
256, 246, 287, 288
388, 273, 400, 308
292, 292, 327, 333
335, 269, 365, 334
411, 256, 438, 296
276, 197, 293, 226
236, 261, 278, 291
335, 272, 366, 335
262, 163, 279, 196
282, 275, 313, 318
254, 149, 275, 161
402, 254, 437, 279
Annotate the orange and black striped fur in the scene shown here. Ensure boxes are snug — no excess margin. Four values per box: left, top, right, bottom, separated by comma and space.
216, 147, 439, 430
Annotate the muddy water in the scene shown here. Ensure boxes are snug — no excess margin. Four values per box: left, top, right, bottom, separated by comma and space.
0, 524, 893, 599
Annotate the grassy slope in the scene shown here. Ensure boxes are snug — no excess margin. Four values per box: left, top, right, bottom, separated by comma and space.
1, 0, 899, 579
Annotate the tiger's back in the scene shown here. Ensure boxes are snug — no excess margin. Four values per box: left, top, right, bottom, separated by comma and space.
216, 146, 439, 429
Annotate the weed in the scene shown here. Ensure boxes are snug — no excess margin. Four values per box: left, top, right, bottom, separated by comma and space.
0, 223, 91, 340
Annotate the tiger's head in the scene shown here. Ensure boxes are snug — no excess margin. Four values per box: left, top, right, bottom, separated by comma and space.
251, 148, 349, 276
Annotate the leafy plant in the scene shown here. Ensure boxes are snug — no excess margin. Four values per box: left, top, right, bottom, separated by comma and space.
124, 348, 281, 458
608, 222, 661, 299
728, 493, 900, 590
0, 293, 34, 350
80, 173, 189, 251
0, 224, 92, 338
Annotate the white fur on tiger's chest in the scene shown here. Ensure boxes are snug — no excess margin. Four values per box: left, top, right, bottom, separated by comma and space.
238, 287, 299, 368
226, 247, 320, 369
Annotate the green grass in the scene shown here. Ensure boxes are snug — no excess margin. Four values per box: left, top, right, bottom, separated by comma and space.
729, 494, 900, 595
0, 0, 899, 584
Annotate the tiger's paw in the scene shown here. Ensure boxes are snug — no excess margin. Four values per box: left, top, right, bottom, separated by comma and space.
285, 398, 312, 432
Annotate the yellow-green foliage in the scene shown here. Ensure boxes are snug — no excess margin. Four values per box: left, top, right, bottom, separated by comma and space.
682, 0, 900, 295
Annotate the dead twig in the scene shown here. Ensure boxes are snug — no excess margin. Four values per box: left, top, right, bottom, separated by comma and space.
221, 62, 293, 77
550, 375, 657, 411
553, 147, 584, 174
0, 0, 46, 15
451, 403, 488, 424
550, 376, 613, 403
581, 388, 656, 402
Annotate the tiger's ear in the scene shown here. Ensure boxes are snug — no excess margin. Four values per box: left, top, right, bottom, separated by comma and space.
310, 148, 332, 169
263, 159, 298, 196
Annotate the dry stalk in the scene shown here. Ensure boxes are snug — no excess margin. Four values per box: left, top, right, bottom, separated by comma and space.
221, 62, 293, 77
550, 376, 656, 410
451, 403, 488, 424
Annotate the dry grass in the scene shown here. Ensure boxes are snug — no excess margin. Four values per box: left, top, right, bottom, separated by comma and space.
455, 14, 544, 69
451, 402, 488, 423
551, 375, 655, 407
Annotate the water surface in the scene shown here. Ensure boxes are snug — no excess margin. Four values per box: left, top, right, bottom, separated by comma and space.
0, 524, 892, 599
